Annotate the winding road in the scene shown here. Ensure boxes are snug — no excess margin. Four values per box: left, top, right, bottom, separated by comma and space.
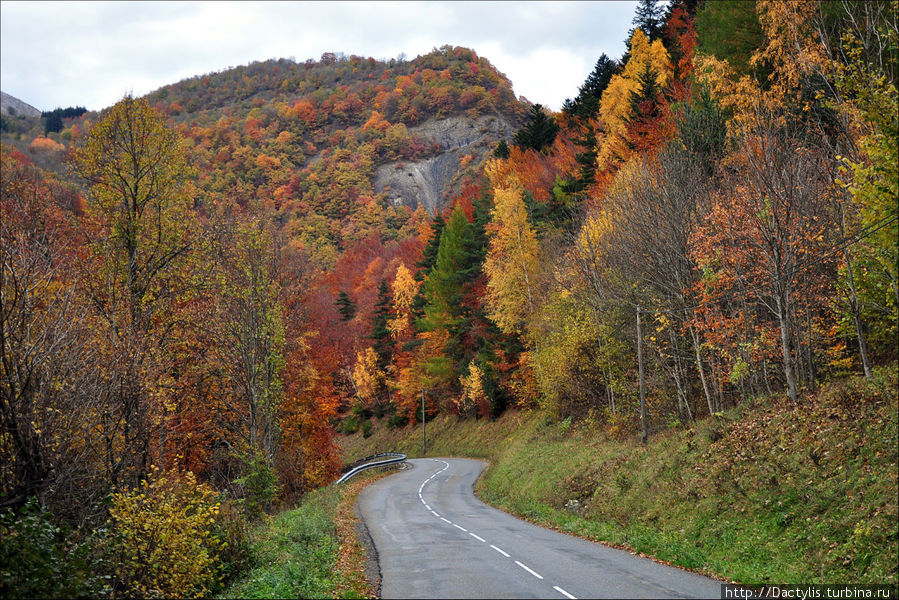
357, 458, 723, 599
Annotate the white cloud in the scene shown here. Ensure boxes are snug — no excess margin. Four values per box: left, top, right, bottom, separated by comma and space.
1, 0, 637, 112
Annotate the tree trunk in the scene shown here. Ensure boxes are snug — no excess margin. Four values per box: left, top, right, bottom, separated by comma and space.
637, 307, 648, 445
775, 293, 798, 403
668, 325, 693, 423
689, 324, 714, 416
840, 205, 873, 380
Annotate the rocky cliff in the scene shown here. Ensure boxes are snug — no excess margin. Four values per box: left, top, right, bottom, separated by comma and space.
374, 114, 514, 215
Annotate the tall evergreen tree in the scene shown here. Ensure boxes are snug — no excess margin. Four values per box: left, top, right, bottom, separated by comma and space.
629, 62, 663, 117
411, 214, 446, 324
370, 279, 394, 369
562, 55, 620, 195
633, 0, 666, 42
420, 203, 495, 393
564, 54, 619, 122
513, 104, 560, 152
423, 207, 471, 330
626, 62, 665, 152
335, 290, 356, 321
493, 139, 511, 159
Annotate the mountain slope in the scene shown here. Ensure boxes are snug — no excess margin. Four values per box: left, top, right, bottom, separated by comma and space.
136, 47, 527, 264
1, 91, 41, 118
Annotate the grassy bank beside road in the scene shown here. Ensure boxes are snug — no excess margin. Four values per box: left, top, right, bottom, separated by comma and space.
340, 368, 898, 586
220, 472, 383, 599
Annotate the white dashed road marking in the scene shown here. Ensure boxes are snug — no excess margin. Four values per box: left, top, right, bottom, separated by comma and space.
554, 585, 578, 599
515, 560, 544, 580
418, 459, 576, 599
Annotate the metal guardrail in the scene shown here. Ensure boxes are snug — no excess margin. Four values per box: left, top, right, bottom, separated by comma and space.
340, 451, 405, 474
335, 452, 406, 484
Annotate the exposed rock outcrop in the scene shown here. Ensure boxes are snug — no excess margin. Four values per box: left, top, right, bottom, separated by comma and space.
374, 114, 515, 215
1, 91, 41, 118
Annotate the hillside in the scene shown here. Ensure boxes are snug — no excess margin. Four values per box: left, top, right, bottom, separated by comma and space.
2, 0, 897, 597
2, 48, 526, 262
0, 91, 41, 118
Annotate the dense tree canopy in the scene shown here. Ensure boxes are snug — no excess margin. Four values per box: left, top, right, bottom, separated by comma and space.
2, 3, 898, 595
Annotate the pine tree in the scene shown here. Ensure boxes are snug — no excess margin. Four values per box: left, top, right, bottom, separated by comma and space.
336, 290, 356, 321
633, 0, 666, 42
370, 278, 394, 369
411, 214, 446, 324
628, 62, 663, 117
513, 104, 560, 152
420, 203, 494, 390
562, 55, 619, 195
564, 54, 619, 122
423, 208, 470, 330
626, 62, 664, 152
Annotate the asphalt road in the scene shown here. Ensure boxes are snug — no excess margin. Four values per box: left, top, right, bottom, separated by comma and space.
357, 458, 724, 599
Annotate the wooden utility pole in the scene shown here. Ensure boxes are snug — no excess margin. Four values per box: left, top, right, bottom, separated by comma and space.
637, 306, 648, 445
421, 388, 427, 455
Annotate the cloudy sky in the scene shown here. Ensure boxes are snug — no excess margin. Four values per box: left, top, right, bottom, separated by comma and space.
1, 1, 639, 113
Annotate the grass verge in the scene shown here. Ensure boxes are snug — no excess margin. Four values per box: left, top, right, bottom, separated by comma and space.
340, 368, 898, 585
220, 468, 394, 599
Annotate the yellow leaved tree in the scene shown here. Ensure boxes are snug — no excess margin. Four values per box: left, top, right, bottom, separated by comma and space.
483, 176, 541, 337
596, 28, 671, 169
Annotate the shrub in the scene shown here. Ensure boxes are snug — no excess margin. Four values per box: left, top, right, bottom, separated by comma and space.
234, 452, 280, 521
28, 136, 66, 153
341, 416, 360, 434
0, 498, 109, 598
361, 420, 373, 438
387, 414, 409, 429
210, 500, 252, 586
108, 468, 224, 598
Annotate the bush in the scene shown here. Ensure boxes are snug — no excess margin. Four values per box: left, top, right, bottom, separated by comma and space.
341, 416, 360, 434
361, 420, 373, 438
387, 414, 409, 429
0, 498, 109, 598
210, 500, 252, 586
108, 468, 224, 598
235, 452, 280, 520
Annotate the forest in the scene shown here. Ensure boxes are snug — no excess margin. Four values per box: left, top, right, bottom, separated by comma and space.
1, 0, 897, 597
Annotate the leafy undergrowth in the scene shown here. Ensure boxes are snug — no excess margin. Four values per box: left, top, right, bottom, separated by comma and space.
340, 367, 898, 585
220, 470, 390, 599
220, 486, 340, 599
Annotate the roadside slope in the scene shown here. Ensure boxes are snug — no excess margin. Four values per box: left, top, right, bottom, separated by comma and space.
340, 368, 898, 586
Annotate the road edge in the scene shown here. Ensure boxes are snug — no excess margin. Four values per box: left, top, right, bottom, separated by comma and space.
448, 454, 737, 585
353, 499, 381, 597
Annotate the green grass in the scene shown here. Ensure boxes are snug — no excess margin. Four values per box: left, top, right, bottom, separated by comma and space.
220, 486, 341, 599
341, 367, 898, 585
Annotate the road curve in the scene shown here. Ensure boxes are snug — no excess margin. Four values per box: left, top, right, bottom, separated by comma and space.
357, 458, 723, 599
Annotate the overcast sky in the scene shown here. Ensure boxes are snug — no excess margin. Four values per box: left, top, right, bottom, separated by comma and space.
1, 1, 639, 113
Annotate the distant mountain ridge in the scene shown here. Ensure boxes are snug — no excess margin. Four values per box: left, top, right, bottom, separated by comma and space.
1, 91, 41, 118
136, 47, 527, 260
2, 48, 527, 262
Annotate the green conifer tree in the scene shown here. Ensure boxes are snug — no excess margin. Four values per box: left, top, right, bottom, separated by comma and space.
336, 290, 356, 321
370, 278, 394, 369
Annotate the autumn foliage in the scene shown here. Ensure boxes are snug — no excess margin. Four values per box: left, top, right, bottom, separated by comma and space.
2, 2, 897, 596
